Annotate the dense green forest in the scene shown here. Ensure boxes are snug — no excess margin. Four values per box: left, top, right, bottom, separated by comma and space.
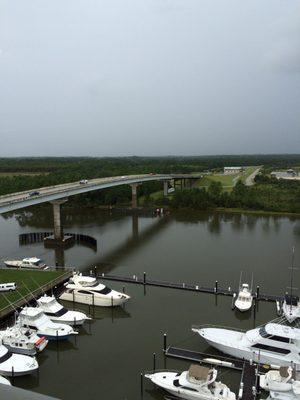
0, 156, 299, 213
171, 176, 300, 214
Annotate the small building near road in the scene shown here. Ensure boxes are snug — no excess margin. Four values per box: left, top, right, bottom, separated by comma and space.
224, 166, 243, 175
271, 169, 299, 180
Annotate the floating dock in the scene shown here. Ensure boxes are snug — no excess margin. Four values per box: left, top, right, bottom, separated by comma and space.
97, 272, 283, 302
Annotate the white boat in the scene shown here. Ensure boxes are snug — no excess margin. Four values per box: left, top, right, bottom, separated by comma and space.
145, 364, 236, 400
37, 294, 91, 326
234, 283, 253, 312
0, 345, 38, 376
59, 273, 130, 307
260, 366, 300, 400
0, 375, 11, 385
193, 322, 300, 370
0, 323, 48, 356
18, 307, 77, 340
282, 295, 300, 323
4, 257, 48, 270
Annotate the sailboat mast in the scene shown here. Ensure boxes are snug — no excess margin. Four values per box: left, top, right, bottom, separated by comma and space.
290, 246, 295, 315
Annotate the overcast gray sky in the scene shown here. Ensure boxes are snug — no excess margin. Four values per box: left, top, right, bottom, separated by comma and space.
0, 0, 299, 156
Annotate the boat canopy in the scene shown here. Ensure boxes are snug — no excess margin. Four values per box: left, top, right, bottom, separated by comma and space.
188, 365, 210, 381
265, 323, 300, 340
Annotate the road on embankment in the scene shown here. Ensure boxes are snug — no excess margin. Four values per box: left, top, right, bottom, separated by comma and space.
245, 167, 262, 186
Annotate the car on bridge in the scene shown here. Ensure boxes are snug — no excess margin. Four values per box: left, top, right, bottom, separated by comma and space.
79, 179, 88, 184
29, 191, 40, 197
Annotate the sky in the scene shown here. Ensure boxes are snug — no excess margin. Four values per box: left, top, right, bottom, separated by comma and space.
0, 0, 299, 157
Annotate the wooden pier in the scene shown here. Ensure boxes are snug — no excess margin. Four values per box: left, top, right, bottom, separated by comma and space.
97, 272, 283, 302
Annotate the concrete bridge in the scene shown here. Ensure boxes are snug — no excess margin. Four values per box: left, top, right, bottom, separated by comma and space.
0, 174, 200, 243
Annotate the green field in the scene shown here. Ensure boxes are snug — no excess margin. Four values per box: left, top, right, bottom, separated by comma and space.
197, 166, 259, 190
0, 269, 68, 313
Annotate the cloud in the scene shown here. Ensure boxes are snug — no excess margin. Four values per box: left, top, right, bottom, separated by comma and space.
263, 7, 300, 74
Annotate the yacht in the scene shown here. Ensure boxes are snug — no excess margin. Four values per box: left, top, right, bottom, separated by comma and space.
0, 323, 48, 356
234, 283, 253, 312
0, 345, 38, 376
145, 364, 236, 400
282, 295, 300, 323
193, 322, 300, 369
59, 273, 130, 307
260, 366, 300, 400
0, 375, 11, 385
37, 294, 91, 326
18, 307, 77, 340
4, 257, 48, 270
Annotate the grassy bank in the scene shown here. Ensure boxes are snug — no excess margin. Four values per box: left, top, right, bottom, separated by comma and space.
0, 269, 70, 315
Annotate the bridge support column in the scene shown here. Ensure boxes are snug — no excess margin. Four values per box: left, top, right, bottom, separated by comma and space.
163, 181, 169, 196
50, 198, 68, 242
130, 183, 139, 209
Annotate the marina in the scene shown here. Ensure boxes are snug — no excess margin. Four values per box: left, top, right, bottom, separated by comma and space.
0, 209, 299, 399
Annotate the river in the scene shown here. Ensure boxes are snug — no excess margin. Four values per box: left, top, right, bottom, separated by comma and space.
0, 206, 299, 399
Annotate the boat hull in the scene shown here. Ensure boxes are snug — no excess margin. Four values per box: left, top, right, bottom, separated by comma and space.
198, 329, 300, 370
37, 332, 73, 341
4, 344, 36, 357
59, 291, 128, 307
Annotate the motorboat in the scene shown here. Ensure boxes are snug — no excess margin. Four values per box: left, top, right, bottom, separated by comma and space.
145, 364, 236, 400
282, 295, 300, 323
260, 366, 300, 400
37, 294, 91, 326
0, 345, 38, 376
4, 257, 48, 270
59, 273, 130, 307
0, 323, 48, 356
193, 322, 300, 370
0, 375, 11, 385
18, 307, 77, 340
234, 283, 253, 312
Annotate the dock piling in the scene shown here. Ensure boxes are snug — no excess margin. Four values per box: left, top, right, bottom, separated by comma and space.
153, 352, 156, 371
256, 285, 260, 299
163, 332, 167, 353
143, 272, 146, 285
215, 280, 218, 294
140, 372, 144, 397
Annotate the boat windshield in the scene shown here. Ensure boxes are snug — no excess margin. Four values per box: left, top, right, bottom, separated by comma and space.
94, 286, 112, 295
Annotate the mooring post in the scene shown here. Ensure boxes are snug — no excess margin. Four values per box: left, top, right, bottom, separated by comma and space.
140, 372, 144, 397
256, 285, 260, 299
215, 280, 218, 294
11, 366, 14, 385
153, 352, 156, 371
94, 266, 97, 276
163, 332, 167, 353
143, 272, 146, 285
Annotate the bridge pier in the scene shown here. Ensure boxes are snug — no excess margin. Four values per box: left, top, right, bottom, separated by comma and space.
130, 183, 139, 209
163, 181, 169, 196
50, 198, 68, 242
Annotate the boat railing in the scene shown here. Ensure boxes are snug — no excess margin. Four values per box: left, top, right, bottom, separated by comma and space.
144, 369, 179, 375
191, 324, 246, 333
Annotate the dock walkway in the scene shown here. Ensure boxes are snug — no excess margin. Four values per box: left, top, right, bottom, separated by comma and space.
97, 272, 282, 302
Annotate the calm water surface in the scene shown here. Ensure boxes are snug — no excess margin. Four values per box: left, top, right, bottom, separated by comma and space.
0, 207, 300, 400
